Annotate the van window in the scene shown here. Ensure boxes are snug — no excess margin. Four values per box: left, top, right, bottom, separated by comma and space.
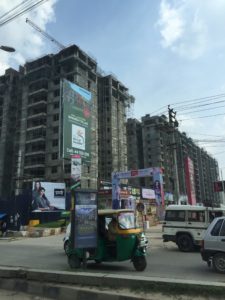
165, 210, 185, 221
211, 219, 223, 236
219, 220, 225, 236
188, 211, 205, 222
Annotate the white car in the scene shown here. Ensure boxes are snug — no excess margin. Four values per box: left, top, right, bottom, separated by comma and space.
201, 216, 225, 273
163, 205, 224, 252
63, 223, 71, 253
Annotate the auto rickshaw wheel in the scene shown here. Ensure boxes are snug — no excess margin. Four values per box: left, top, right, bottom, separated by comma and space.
68, 254, 81, 269
64, 240, 69, 255
133, 256, 147, 271
95, 259, 102, 264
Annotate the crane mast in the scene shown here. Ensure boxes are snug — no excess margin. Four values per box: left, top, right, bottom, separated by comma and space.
26, 18, 65, 50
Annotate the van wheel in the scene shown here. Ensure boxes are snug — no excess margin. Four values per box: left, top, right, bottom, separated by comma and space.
213, 253, 225, 273
133, 256, 147, 271
177, 234, 194, 252
68, 255, 81, 269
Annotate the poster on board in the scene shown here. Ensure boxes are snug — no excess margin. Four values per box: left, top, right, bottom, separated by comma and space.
31, 181, 65, 212
74, 190, 97, 248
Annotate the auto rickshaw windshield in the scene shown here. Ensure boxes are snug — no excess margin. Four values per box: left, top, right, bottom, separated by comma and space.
118, 212, 135, 229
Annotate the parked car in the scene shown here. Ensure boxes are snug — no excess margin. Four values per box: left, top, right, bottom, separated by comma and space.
63, 223, 71, 254
162, 205, 225, 252
201, 216, 225, 273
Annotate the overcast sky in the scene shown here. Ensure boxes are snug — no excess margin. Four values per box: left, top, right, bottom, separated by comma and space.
1, 0, 225, 175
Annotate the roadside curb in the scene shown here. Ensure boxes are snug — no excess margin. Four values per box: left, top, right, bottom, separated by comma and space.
0, 266, 224, 299
6, 227, 64, 238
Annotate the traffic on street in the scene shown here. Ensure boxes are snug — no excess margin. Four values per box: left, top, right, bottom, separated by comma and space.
0, 225, 224, 284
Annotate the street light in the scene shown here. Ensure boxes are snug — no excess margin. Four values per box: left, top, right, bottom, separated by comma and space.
0, 45, 15, 52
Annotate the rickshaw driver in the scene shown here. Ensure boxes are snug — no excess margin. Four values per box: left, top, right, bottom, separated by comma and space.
107, 216, 118, 241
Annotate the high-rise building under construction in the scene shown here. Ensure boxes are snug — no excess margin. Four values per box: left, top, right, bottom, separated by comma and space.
0, 45, 134, 198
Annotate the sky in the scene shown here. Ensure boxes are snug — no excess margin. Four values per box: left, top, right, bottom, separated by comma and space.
1, 0, 225, 175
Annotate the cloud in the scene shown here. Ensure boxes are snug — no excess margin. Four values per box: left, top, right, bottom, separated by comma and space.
0, 0, 57, 75
157, 0, 184, 48
156, 0, 214, 59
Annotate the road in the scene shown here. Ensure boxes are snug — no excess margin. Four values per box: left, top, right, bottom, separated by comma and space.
0, 226, 224, 283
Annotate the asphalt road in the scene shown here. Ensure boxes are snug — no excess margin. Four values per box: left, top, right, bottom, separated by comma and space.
0, 226, 224, 283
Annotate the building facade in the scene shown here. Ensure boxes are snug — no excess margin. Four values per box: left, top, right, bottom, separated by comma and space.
0, 45, 133, 199
98, 75, 134, 182
127, 114, 221, 206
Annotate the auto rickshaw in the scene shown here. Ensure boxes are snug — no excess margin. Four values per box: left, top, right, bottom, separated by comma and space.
66, 209, 148, 271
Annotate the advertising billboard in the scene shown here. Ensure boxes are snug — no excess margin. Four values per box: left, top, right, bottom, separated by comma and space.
142, 188, 156, 200
60, 79, 92, 162
71, 154, 81, 189
185, 157, 196, 205
31, 182, 65, 212
213, 181, 225, 192
73, 190, 98, 248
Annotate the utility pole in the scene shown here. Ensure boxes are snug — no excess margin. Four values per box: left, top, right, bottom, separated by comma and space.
168, 105, 180, 204
221, 169, 225, 205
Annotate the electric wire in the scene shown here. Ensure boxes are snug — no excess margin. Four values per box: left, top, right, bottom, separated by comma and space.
179, 112, 225, 121
0, 0, 49, 27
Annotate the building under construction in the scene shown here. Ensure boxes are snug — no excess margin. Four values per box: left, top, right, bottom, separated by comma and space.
127, 114, 221, 206
0, 44, 134, 199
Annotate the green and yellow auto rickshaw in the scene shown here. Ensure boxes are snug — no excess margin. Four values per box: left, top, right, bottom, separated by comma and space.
67, 209, 148, 271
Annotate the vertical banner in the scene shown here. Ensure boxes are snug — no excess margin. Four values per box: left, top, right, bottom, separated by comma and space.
112, 173, 120, 209
153, 171, 164, 206
71, 154, 81, 190
74, 190, 98, 249
60, 79, 92, 163
153, 169, 165, 220
185, 157, 196, 205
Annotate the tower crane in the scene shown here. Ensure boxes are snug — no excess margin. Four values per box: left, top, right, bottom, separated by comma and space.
26, 18, 65, 50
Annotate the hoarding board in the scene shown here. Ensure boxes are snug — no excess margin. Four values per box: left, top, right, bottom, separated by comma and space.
71, 154, 81, 189
74, 190, 97, 248
213, 181, 225, 192
142, 188, 155, 200
31, 182, 65, 212
185, 157, 196, 205
60, 79, 92, 162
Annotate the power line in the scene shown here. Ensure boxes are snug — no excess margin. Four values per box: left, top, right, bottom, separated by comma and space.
185, 132, 225, 138
178, 104, 225, 115
170, 93, 225, 107
0, 0, 49, 27
151, 93, 225, 116
179, 112, 225, 121
213, 150, 225, 155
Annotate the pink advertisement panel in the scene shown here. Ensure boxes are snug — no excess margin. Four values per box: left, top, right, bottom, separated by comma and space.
185, 157, 196, 205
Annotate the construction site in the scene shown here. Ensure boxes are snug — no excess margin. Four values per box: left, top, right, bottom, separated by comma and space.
0, 18, 134, 203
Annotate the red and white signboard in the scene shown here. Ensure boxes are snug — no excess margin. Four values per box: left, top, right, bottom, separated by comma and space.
185, 157, 196, 205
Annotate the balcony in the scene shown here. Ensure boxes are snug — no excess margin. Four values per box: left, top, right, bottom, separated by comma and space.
28, 88, 48, 96
24, 163, 45, 169
25, 137, 46, 144
27, 112, 47, 120
27, 99, 47, 108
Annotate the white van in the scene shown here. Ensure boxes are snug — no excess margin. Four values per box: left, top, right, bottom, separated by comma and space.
162, 205, 225, 252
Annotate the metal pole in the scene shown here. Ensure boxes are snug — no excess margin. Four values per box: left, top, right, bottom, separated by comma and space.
221, 169, 225, 205
168, 106, 180, 204
172, 129, 180, 204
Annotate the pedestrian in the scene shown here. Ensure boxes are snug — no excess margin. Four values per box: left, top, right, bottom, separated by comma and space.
14, 213, 21, 231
